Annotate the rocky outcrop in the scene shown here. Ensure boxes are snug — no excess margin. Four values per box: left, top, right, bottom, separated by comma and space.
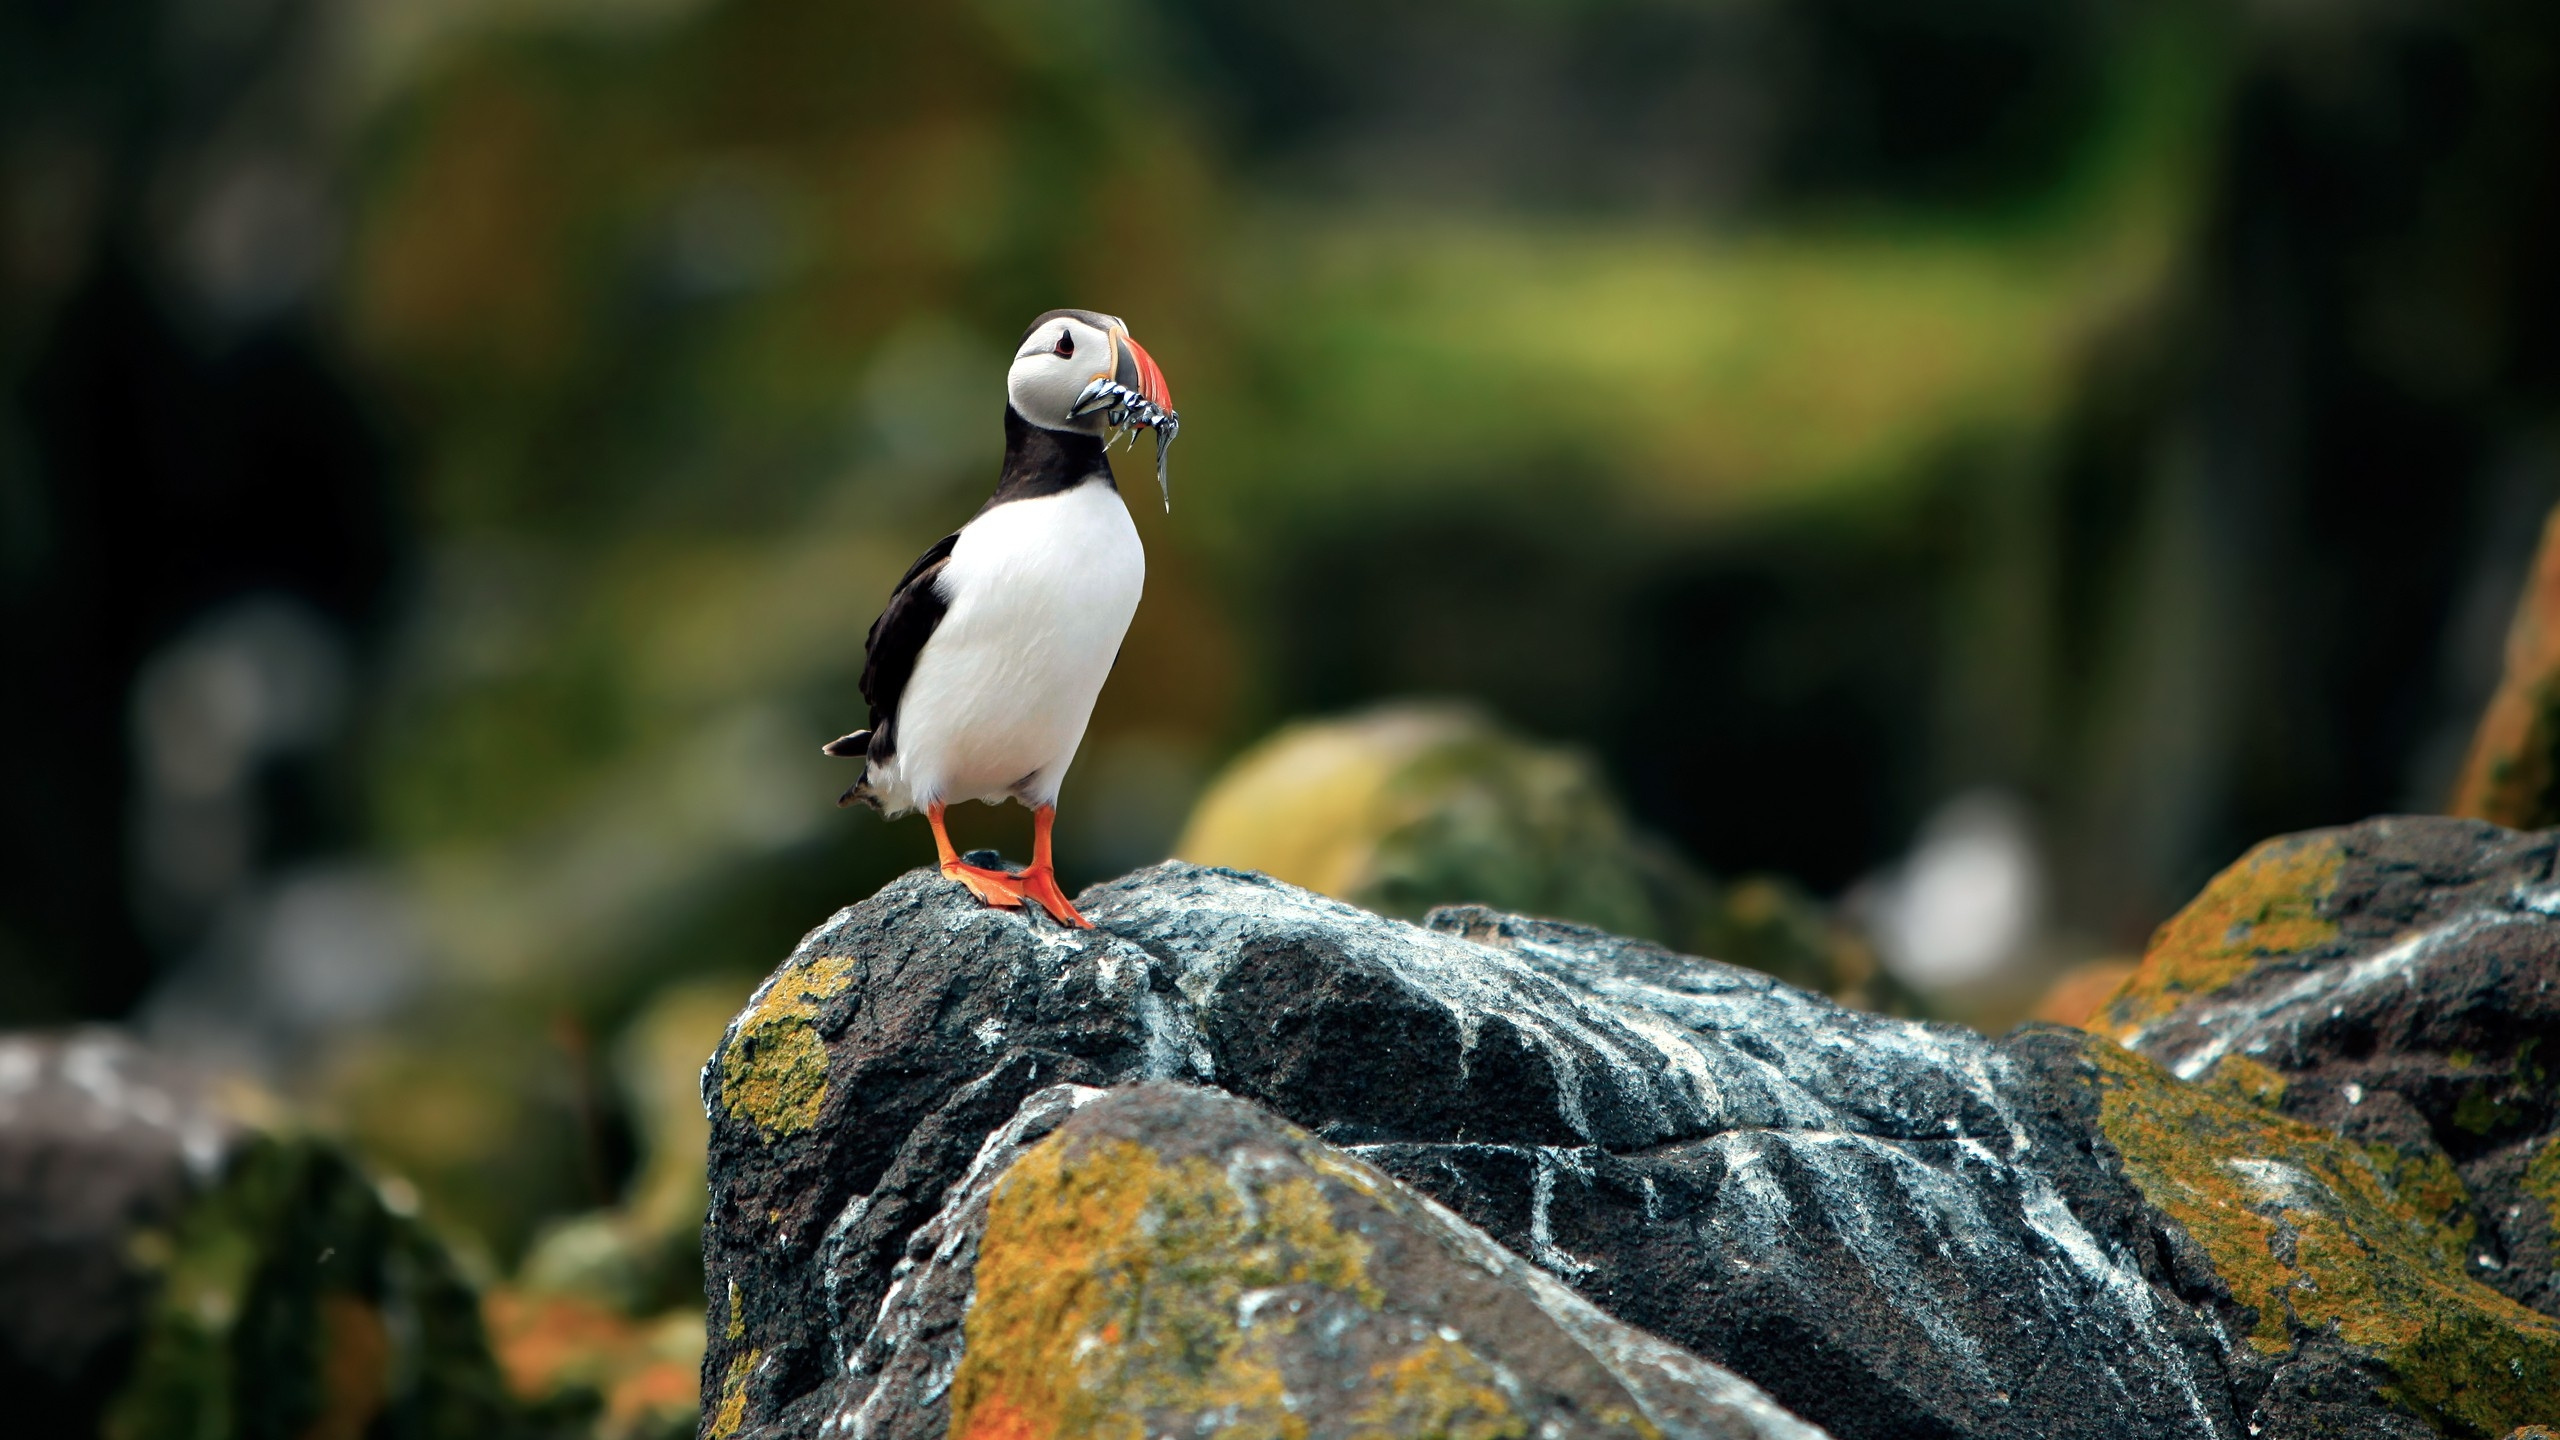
829, 1081, 1821, 1440
701, 855, 2560, 1440
2091, 815, 2560, 1430
1169, 704, 1900, 1009
0, 1028, 530, 1438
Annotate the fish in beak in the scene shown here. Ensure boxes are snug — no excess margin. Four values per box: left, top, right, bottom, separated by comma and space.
1069, 324, 1179, 511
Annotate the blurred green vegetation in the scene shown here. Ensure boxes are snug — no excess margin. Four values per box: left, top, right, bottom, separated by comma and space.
8, 0, 2560, 1429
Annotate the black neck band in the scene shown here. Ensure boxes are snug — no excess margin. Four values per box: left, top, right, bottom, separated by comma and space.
982, 406, 1114, 510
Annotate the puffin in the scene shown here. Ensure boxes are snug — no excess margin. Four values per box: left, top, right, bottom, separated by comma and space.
823, 309, 1177, 928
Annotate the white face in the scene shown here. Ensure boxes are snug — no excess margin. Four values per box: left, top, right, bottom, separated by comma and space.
1007, 313, 1123, 433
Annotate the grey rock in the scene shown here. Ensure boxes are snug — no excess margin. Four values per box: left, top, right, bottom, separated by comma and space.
703, 864, 2250, 1440
0, 1028, 246, 1427
0, 1027, 532, 1439
2104, 816, 2560, 1321
829, 1081, 1822, 1440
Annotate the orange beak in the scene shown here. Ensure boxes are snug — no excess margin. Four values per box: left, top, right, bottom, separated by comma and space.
1113, 329, 1174, 415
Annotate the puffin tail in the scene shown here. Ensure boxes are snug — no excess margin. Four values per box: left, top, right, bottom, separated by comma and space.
823, 730, 882, 810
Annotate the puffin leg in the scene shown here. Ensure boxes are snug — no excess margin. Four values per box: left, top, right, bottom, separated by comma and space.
928, 802, 1024, 909
1017, 805, 1092, 928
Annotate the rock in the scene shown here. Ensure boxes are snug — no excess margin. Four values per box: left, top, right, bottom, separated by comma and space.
2057, 1027, 2558, 1440
2092, 816, 2560, 1320
1170, 702, 1898, 1007
2451, 503, 2560, 830
2030, 956, 2139, 1026
815, 1080, 1822, 1440
709, 863, 2351, 1440
1172, 703, 1692, 939
0, 1028, 532, 1438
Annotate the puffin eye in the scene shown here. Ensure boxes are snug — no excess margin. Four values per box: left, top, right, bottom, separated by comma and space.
1052, 329, 1074, 358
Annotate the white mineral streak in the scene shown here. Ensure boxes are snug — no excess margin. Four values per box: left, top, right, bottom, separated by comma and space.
1114, 867, 2035, 1147
2017, 1183, 2223, 1435
2222, 1158, 2331, 1213
1097, 869, 2230, 1438
1765, 1130, 1999, 1389
1529, 1148, 1599, 1281
2140, 905, 2530, 1081
1133, 979, 1212, 1082
1360, 1152, 1835, 1440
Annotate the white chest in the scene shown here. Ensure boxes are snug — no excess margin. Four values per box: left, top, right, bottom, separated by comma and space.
884, 479, 1144, 807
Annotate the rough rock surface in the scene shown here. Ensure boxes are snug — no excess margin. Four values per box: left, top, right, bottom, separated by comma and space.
704, 860, 2560, 1440
810, 1081, 1821, 1440
0, 1028, 530, 1438
2090, 815, 2560, 1430
2095, 817, 2559, 1317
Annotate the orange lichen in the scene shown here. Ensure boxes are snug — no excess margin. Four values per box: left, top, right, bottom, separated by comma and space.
720, 955, 858, 1137
2097, 834, 2345, 1037
2089, 1038, 2560, 1434
1350, 1337, 1528, 1440
950, 1133, 1380, 1440
2203, 1054, 2289, 1109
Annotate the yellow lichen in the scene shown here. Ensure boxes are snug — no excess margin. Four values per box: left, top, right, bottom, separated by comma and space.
950, 1134, 1381, 1440
1351, 1337, 1527, 1440
2098, 834, 2345, 1037
719, 955, 857, 1137
2089, 1038, 2560, 1435
707, 1347, 760, 1440
2205, 1054, 2289, 1108
726, 1280, 744, 1341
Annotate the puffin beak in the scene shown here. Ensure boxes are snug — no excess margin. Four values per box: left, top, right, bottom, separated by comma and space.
1068, 324, 1180, 512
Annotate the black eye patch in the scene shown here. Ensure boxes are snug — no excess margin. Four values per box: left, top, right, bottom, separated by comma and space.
1052, 328, 1075, 358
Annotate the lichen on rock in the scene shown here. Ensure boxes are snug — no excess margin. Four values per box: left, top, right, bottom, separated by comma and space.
2089, 1037, 2560, 1433
2097, 831, 2345, 1039
951, 1133, 1382, 1440
718, 954, 859, 1139
940, 1083, 1802, 1440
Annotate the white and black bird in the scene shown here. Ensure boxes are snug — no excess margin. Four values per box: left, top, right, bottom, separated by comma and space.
823, 309, 1177, 928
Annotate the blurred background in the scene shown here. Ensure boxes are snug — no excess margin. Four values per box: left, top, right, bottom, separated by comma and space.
5, 0, 2557, 1428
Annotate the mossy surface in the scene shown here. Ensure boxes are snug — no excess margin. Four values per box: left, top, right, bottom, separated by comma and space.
2099, 832, 2345, 1037
718, 954, 857, 1138
103, 1134, 526, 1440
1352, 1337, 1534, 1440
2089, 1038, 2560, 1436
2205, 1053, 2289, 1108
950, 1135, 1389, 1440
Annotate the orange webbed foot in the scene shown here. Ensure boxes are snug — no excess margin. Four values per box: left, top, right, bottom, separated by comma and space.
940, 859, 1027, 910
1017, 867, 1092, 929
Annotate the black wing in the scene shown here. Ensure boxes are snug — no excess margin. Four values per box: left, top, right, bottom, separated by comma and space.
855, 530, 960, 762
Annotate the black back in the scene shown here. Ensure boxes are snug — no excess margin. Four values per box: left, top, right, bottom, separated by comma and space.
856, 531, 958, 762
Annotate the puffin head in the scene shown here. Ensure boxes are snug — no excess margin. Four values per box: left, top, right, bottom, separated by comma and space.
1007, 308, 1180, 509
